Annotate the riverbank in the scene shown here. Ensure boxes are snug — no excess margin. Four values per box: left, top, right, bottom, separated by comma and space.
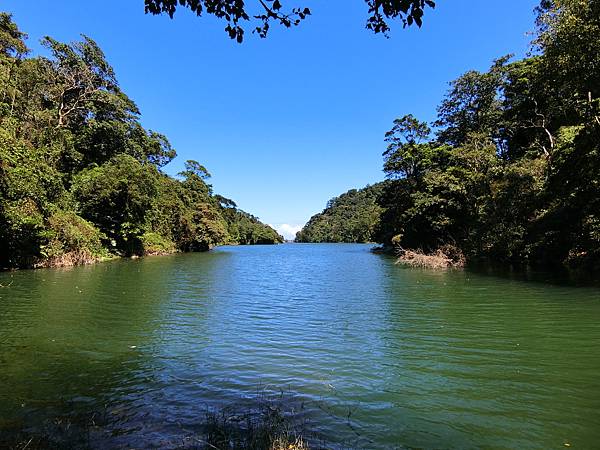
1, 242, 286, 272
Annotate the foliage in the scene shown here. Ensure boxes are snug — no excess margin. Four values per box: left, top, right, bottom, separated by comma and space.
218, 198, 284, 245
299, 0, 600, 270
295, 183, 386, 243
36, 210, 109, 268
0, 14, 278, 269
376, 0, 600, 269
144, 0, 435, 42
71, 154, 161, 255
383, 114, 440, 179
0, 125, 68, 267
139, 231, 176, 255
0, 12, 27, 56
396, 246, 465, 269
434, 58, 509, 147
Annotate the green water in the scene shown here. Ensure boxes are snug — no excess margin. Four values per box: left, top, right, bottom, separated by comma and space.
1, 244, 599, 448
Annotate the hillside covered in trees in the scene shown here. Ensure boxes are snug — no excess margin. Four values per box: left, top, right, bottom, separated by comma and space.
295, 183, 386, 243
0, 14, 282, 269
297, 0, 600, 270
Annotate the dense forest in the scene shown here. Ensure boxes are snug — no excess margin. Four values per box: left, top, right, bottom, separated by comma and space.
295, 183, 386, 243
297, 0, 600, 270
0, 14, 282, 270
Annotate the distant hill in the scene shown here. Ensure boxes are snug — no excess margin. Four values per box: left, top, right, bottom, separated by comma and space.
295, 182, 387, 243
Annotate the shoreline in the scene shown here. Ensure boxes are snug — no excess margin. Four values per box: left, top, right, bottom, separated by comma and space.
0, 242, 287, 272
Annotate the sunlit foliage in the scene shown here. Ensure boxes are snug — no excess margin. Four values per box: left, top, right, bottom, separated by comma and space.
0, 13, 280, 269
295, 183, 386, 243
298, 0, 600, 269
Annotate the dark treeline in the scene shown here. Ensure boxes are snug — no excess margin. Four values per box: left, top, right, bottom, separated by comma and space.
297, 0, 600, 270
0, 14, 282, 269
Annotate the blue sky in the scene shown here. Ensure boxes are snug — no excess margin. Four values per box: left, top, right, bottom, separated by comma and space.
5, 0, 539, 239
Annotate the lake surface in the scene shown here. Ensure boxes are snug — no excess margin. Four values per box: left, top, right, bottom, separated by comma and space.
1, 244, 599, 449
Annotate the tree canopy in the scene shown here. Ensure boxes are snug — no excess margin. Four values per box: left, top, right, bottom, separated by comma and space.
144, 0, 435, 42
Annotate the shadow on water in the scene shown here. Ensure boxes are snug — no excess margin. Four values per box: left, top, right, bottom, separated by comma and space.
374, 244, 600, 287
0, 391, 321, 450
465, 260, 600, 287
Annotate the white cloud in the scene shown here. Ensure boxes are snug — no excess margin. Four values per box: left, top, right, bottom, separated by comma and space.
270, 223, 303, 240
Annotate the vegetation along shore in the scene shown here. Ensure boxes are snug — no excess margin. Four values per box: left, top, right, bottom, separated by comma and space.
296, 0, 600, 272
0, 14, 282, 270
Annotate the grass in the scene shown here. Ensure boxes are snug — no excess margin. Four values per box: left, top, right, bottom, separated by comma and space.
1, 396, 315, 450
197, 403, 310, 450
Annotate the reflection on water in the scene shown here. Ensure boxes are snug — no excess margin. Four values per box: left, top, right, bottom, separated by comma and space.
1, 244, 599, 448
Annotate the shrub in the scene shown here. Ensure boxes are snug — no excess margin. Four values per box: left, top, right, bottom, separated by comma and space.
35, 210, 109, 268
140, 231, 176, 256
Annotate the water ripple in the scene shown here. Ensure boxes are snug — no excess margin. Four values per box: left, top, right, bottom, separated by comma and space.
1, 244, 599, 448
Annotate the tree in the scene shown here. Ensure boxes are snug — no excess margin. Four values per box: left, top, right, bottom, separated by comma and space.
144, 0, 435, 42
534, 0, 600, 123
434, 57, 508, 147
72, 154, 160, 255
214, 194, 237, 209
383, 114, 438, 179
181, 159, 211, 179
145, 131, 177, 168
372, 0, 600, 268
41, 35, 120, 129
0, 15, 281, 268
0, 13, 28, 121
0, 12, 28, 57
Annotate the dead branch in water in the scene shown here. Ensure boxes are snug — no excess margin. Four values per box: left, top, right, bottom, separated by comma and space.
396, 245, 466, 269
